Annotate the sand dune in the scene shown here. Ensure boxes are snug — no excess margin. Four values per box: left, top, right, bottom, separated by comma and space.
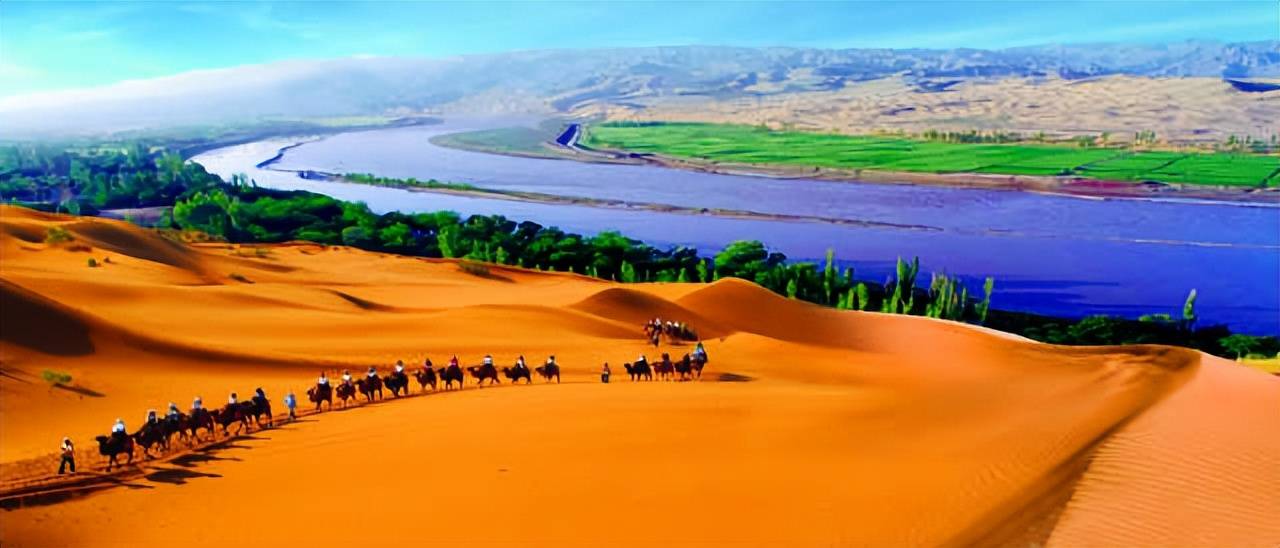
1, 205, 1277, 546
587, 75, 1280, 146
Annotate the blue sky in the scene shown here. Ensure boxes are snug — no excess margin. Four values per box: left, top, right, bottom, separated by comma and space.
1, 1, 1276, 97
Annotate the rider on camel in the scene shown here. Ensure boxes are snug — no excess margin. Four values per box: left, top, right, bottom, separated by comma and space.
449, 356, 460, 370
340, 370, 351, 386
192, 396, 203, 412
394, 360, 406, 375
482, 354, 494, 367
546, 355, 558, 368
694, 341, 708, 361
111, 418, 127, 442
228, 392, 238, 407
166, 402, 180, 420
423, 358, 434, 370
515, 355, 528, 371
367, 366, 378, 379
145, 409, 159, 426
254, 387, 267, 404
635, 354, 648, 368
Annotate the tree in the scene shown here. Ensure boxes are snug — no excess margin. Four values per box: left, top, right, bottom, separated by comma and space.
1182, 289, 1197, 331
855, 283, 870, 311
976, 277, 994, 324
378, 222, 412, 249
341, 226, 374, 247
620, 261, 637, 283
437, 225, 461, 258
1218, 334, 1259, 359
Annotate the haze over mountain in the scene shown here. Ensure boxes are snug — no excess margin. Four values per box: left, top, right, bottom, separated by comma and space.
2, 41, 1277, 137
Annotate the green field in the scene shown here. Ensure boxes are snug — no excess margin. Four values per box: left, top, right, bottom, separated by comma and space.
583, 122, 1280, 187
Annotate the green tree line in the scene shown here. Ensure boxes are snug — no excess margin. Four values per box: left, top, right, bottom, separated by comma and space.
5, 142, 1276, 359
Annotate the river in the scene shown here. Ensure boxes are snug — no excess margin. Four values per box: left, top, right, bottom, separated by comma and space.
192, 119, 1280, 334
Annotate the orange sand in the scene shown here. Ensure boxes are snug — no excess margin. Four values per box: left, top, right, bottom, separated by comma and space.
1, 205, 1277, 546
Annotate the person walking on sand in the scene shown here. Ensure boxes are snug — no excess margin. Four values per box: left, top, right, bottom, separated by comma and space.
58, 437, 75, 475
283, 391, 297, 421
601, 363, 611, 383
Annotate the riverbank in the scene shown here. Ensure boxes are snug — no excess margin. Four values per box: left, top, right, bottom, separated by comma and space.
270, 166, 947, 231
430, 123, 1280, 206
639, 153, 1280, 205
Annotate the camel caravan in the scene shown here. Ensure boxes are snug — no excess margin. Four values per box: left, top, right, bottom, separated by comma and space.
89, 330, 709, 472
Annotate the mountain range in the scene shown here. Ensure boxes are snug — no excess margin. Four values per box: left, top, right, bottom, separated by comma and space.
2, 41, 1277, 137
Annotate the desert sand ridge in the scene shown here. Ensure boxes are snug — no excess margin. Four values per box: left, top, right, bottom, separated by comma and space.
1, 206, 1277, 546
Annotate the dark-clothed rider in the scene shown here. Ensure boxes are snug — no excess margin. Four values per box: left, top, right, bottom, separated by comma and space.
111, 418, 127, 442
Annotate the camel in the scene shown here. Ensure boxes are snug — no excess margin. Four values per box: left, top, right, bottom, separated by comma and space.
440, 364, 465, 390
691, 353, 707, 379
211, 405, 248, 437
94, 434, 135, 471
654, 355, 675, 381
623, 361, 652, 381
186, 408, 216, 442
502, 366, 532, 384
245, 397, 273, 429
414, 367, 438, 392
535, 363, 561, 383
308, 384, 333, 411
468, 364, 500, 386
356, 376, 384, 402
385, 371, 410, 397
674, 354, 693, 381
335, 383, 356, 407
132, 422, 169, 458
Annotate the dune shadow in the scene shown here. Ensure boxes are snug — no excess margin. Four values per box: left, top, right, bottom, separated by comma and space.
170, 452, 241, 467
53, 383, 105, 398
145, 466, 222, 485
0, 367, 32, 384
714, 372, 755, 382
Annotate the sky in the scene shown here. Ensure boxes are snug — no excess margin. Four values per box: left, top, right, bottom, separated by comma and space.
1, 1, 1277, 97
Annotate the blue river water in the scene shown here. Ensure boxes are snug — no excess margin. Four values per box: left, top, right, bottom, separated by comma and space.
193, 119, 1280, 334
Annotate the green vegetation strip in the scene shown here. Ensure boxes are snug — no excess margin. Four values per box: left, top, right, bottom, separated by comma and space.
583, 122, 1279, 187
3, 140, 1276, 359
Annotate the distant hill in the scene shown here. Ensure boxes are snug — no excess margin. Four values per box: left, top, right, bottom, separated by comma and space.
2, 41, 1277, 137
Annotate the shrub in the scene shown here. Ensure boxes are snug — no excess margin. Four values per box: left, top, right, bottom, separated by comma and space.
44, 226, 73, 244
228, 273, 252, 283
41, 369, 72, 386
87, 258, 98, 268
457, 260, 490, 277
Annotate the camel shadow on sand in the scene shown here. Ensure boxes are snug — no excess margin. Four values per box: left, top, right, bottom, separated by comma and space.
0, 431, 271, 510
